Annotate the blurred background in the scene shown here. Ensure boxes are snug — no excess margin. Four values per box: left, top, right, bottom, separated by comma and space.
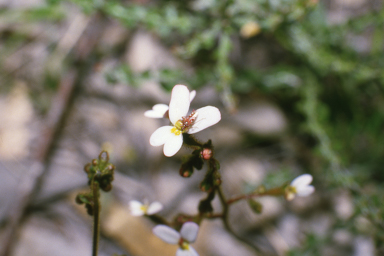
0, 0, 383, 255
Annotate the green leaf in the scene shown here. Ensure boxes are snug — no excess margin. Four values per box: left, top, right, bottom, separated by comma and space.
248, 199, 263, 214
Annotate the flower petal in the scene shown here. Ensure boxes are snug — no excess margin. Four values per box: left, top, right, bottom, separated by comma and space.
290, 174, 313, 188
176, 247, 199, 256
296, 185, 315, 197
163, 133, 183, 157
187, 106, 221, 134
169, 85, 190, 125
129, 200, 144, 216
144, 104, 169, 118
153, 225, 180, 244
147, 201, 163, 215
150, 126, 174, 146
189, 90, 196, 102
180, 222, 199, 243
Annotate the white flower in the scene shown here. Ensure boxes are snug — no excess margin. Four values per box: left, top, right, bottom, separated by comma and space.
129, 200, 163, 216
144, 104, 170, 118
286, 174, 315, 201
149, 85, 221, 157
153, 222, 199, 256
144, 90, 196, 118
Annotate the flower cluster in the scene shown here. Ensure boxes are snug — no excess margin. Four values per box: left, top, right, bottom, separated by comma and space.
139, 85, 317, 256
146, 85, 221, 157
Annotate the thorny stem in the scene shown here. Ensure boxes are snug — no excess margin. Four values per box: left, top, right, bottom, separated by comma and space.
92, 180, 100, 256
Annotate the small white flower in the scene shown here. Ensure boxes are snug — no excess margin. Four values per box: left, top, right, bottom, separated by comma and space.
129, 200, 163, 216
144, 90, 196, 118
149, 85, 221, 157
153, 222, 199, 256
286, 174, 315, 201
144, 104, 170, 118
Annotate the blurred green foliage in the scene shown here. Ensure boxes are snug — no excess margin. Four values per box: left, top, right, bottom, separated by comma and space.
1, 0, 383, 254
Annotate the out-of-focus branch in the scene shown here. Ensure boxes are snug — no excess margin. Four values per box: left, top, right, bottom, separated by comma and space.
0, 13, 107, 256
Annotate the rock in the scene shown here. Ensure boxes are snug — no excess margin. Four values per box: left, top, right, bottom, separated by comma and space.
353, 236, 375, 256
221, 156, 266, 196
232, 101, 287, 136
126, 30, 186, 102
0, 82, 33, 160
333, 229, 353, 246
333, 190, 354, 220
102, 202, 175, 256
196, 220, 256, 256
229, 197, 284, 231
13, 202, 126, 256
276, 214, 301, 248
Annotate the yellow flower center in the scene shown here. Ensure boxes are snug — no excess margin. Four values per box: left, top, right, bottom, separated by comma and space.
140, 205, 148, 213
286, 186, 297, 194
171, 120, 183, 136
285, 186, 297, 201
179, 240, 190, 250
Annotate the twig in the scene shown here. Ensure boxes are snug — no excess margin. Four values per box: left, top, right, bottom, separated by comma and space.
92, 181, 100, 256
216, 186, 261, 254
0, 13, 106, 256
1, 70, 78, 256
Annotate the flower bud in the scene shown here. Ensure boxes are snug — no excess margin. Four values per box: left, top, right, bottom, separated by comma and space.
201, 148, 213, 160
101, 183, 112, 192
86, 204, 94, 216
198, 196, 214, 214
84, 163, 91, 173
199, 182, 213, 193
75, 193, 92, 205
75, 195, 84, 205
191, 154, 203, 170
107, 164, 115, 172
213, 177, 221, 186
179, 164, 193, 177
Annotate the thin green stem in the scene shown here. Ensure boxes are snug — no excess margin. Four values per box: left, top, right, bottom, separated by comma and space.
92, 180, 100, 256
216, 186, 261, 253
183, 134, 204, 149
216, 186, 228, 219
227, 187, 284, 205
147, 214, 170, 225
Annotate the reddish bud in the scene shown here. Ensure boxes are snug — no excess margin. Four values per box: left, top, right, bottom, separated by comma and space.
201, 148, 212, 160
84, 163, 91, 173
86, 204, 94, 216
101, 183, 112, 192
213, 178, 221, 186
108, 164, 115, 171
179, 164, 193, 178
